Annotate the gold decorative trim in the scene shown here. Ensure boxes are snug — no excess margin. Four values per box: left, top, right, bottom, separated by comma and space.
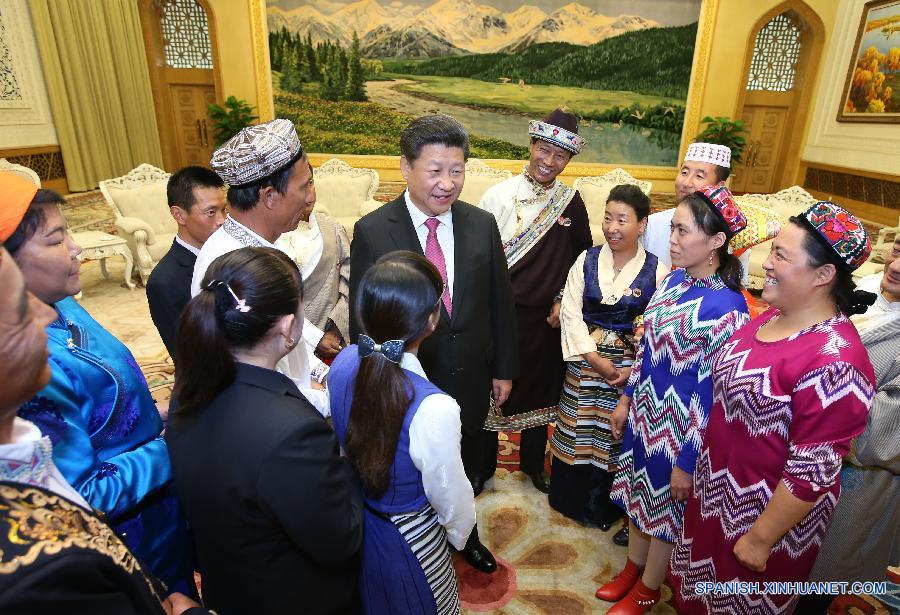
249, 0, 274, 121
679, 0, 720, 163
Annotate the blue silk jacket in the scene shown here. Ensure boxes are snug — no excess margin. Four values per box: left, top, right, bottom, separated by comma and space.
18, 297, 193, 593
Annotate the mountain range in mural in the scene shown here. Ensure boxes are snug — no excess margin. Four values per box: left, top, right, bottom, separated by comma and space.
266, 0, 659, 57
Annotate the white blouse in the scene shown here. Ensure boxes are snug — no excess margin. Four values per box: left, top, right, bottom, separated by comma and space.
402, 353, 476, 550
560, 246, 669, 362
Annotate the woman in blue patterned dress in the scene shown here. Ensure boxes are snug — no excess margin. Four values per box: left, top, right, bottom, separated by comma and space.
596, 186, 750, 614
7, 189, 193, 593
330, 252, 476, 615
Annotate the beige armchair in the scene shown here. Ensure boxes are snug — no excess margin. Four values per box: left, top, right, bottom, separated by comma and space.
573, 168, 652, 245
99, 164, 173, 285
0, 158, 41, 186
312, 158, 381, 240
460, 158, 513, 206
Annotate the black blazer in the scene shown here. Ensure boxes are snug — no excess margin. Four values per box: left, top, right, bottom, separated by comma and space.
146, 240, 196, 360
349, 195, 518, 436
0, 481, 211, 615
166, 364, 363, 615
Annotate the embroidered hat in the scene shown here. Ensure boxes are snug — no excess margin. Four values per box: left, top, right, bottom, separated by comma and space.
0, 171, 39, 244
684, 142, 731, 168
695, 185, 747, 238
210, 118, 303, 187
798, 201, 871, 271
529, 108, 587, 155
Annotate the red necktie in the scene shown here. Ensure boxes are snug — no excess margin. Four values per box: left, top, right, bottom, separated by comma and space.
424, 217, 452, 317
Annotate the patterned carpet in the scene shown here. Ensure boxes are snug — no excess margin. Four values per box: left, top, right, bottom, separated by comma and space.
67, 192, 896, 615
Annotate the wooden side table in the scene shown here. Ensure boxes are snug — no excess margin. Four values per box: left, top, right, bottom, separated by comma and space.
72, 231, 136, 290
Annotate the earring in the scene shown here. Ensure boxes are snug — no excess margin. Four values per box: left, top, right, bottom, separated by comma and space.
708, 251, 714, 267
286, 336, 297, 350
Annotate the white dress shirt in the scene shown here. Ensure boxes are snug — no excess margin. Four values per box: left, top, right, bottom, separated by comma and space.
402, 353, 476, 550
0, 418, 89, 508
852, 273, 900, 335
190, 216, 330, 415
174, 234, 200, 257
404, 191, 455, 299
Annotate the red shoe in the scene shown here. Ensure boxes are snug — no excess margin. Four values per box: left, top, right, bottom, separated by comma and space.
606, 579, 661, 615
595, 559, 643, 602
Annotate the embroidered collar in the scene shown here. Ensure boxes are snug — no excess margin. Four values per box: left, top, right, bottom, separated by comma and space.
521, 167, 556, 196
682, 271, 726, 290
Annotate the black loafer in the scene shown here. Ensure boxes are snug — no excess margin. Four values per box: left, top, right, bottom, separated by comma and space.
462, 539, 497, 573
470, 476, 485, 497
526, 470, 550, 494
613, 526, 629, 547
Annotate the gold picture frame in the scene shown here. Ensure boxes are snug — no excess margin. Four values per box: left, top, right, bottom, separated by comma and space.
836, 0, 900, 124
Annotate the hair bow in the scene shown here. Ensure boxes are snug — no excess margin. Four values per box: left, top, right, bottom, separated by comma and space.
358, 334, 404, 363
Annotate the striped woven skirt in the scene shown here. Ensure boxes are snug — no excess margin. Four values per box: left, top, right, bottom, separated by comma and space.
360, 502, 459, 615
548, 328, 633, 525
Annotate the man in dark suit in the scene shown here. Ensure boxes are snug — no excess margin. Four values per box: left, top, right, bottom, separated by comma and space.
349, 115, 518, 573
146, 166, 226, 360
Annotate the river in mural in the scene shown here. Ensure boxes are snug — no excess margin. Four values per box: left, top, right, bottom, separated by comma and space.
365, 79, 679, 165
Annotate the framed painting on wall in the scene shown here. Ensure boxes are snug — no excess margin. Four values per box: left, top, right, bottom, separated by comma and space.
265, 0, 705, 166
837, 0, 900, 124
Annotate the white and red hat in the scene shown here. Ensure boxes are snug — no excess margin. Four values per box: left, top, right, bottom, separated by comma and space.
684, 142, 731, 168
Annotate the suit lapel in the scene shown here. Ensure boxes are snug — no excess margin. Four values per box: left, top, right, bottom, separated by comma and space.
385, 197, 424, 255
450, 202, 469, 322
173, 241, 197, 270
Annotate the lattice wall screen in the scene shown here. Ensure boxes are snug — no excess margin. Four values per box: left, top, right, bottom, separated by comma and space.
161, 0, 213, 69
746, 13, 802, 92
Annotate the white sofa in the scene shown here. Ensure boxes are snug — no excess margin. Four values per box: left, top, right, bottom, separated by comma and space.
736, 186, 886, 288
573, 168, 652, 245
99, 164, 173, 285
461, 158, 513, 206
311, 158, 381, 240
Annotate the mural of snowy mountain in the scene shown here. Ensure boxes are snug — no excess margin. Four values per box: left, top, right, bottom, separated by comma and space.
267, 0, 659, 57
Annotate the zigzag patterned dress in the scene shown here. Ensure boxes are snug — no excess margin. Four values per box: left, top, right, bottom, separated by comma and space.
669, 309, 875, 615
610, 269, 749, 542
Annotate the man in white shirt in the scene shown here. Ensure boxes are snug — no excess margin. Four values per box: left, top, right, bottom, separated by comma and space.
644, 142, 749, 282
193, 119, 330, 414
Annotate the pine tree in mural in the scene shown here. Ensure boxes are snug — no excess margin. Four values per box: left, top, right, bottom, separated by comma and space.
345, 32, 367, 101
280, 46, 305, 94
321, 45, 344, 101
306, 33, 320, 82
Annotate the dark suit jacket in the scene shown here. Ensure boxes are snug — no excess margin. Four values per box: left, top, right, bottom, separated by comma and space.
166, 364, 363, 615
0, 481, 210, 615
349, 195, 518, 436
146, 240, 196, 360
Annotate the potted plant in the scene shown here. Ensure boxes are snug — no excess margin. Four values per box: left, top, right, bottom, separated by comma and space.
207, 96, 258, 146
694, 116, 747, 164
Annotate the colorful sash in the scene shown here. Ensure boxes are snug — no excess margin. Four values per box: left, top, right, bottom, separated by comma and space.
503, 173, 577, 268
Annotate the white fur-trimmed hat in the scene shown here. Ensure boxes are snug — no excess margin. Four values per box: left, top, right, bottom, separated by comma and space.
684, 142, 731, 168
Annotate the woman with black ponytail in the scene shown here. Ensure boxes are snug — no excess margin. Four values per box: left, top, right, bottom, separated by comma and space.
166, 247, 363, 615
670, 202, 877, 615
329, 250, 476, 615
599, 185, 751, 614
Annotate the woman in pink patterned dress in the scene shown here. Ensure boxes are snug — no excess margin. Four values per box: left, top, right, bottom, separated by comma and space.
669, 202, 878, 615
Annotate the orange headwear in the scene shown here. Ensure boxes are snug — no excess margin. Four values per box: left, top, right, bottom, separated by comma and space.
0, 171, 38, 244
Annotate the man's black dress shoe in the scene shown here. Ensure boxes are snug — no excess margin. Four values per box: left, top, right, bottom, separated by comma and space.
462, 539, 497, 573
613, 525, 629, 547
470, 476, 485, 497
526, 470, 550, 494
